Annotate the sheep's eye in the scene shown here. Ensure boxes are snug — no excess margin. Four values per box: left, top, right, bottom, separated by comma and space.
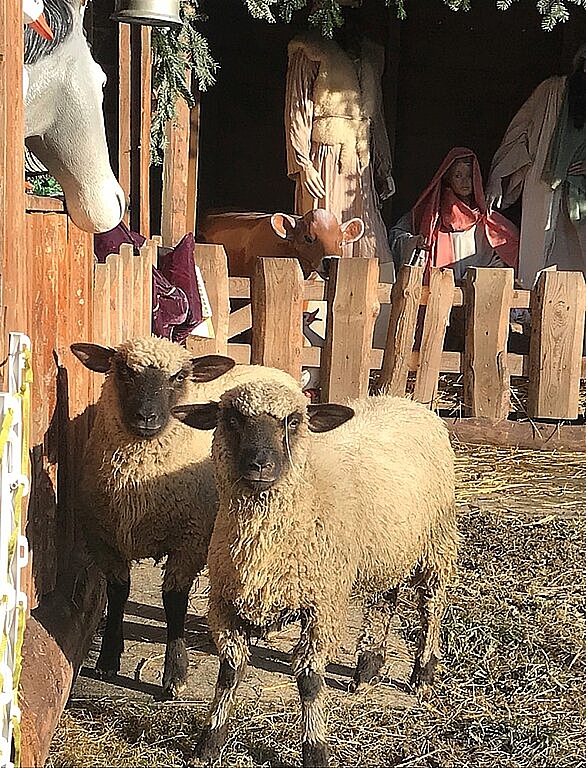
287, 415, 301, 430
229, 416, 239, 429
171, 372, 186, 384
117, 363, 133, 381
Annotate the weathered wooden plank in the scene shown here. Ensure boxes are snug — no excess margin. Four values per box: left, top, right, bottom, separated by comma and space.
378, 265, 424, 396
446, 416, 586, 452
321, 257, 380, 401
413, 267, 455, 408
161, 82, 190, 246
93, 262, 112, 347
462, 267, 514, 419
131, 244, 145, 339
527, 270, 586, 420
118, 243, 135, 342
186, 79, 200, 235
139, 26, 152, 238
228, 305, 252, 338
141, 243, 153, 336
186, 244, 230, 356
1, 0, 25, 335
118, 23, 131, 224
25, 196, 65, 212
251, 258, 304, 380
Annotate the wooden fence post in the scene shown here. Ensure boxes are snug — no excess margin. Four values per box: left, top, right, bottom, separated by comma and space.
250, 257, 303, 381
321, 257, 380, 401
462, 267, 514, 419
413, 267, 455, 407
527, 270, 586, 420
378, 265, 424, 396
187, 244, 230, 356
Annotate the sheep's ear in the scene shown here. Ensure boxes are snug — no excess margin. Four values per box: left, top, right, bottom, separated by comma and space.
307, 404, 354, 433
171, 402, 219, 430
340, 217, 365, 245
270, 213, 297, 241
70, 342, 117, 373
190, 355, 235, 382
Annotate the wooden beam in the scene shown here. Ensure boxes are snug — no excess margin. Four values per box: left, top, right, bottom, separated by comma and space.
378, 265, 424, 396
251, 257, 304, 380
321, 257, 380, 401
413, 267, 454, 408
118, 23, 131, 224
186, 244, 230, 356
462, 267, 514, 419
527, 270, 586, 420
446, 416, 586, 452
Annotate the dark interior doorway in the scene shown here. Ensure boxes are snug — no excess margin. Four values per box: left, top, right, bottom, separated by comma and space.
196, 0, 586, 234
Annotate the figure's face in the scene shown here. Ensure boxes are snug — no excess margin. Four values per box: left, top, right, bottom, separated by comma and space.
445, 159, 473, 200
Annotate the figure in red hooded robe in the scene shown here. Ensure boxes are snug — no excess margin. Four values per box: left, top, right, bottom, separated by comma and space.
389, 147, 519, 284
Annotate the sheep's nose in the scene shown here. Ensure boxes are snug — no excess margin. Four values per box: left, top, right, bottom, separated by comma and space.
138, 411, 158, 425
247, 458, 276, 476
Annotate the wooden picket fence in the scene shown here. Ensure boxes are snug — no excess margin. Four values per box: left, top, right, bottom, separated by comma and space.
185, 244, 586, 448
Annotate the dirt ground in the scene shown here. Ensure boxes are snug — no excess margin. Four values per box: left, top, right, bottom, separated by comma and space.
50, 444, 586, 767
73, 563, 416, 711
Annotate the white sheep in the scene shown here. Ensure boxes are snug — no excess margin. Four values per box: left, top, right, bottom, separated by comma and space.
71, 337, 300, 699
173, 380, 457, 765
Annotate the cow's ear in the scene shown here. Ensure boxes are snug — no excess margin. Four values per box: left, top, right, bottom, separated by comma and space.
271, 213, 297, 241
340, 218, 365, 244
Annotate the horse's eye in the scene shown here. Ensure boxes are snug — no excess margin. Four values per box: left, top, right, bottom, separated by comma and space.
304, 235, 313, 244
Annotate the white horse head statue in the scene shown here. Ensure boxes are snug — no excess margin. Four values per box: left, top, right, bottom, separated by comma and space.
24, 0, 126, 233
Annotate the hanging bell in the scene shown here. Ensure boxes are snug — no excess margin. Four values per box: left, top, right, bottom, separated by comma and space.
111, 0, 182, 28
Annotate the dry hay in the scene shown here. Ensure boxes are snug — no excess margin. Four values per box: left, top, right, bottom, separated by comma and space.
47, 445, 586, 768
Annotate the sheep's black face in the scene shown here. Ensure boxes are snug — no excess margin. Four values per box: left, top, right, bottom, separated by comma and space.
224, 407, 303, 492
115, 359, 191, 438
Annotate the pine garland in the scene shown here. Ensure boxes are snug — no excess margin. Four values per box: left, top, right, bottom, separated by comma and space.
150, 1, 219, 165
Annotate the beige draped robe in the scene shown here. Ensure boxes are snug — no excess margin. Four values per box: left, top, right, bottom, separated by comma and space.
285, 32, 394, 269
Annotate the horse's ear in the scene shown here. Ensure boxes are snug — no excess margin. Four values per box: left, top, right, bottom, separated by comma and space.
271, 213, 297, 241
70, 343, 117, 373
340, 218, 365, 244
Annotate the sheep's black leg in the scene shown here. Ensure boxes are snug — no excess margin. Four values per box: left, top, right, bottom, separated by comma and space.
293, 611, 330, 768
409, 565, 445, 690
162, 588, 189, 699
350, 587, 398, 692
296, 667, 329, 767
195, 633, 248, 762
97, 577, 130, 677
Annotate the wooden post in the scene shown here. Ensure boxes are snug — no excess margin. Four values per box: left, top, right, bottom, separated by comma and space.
118, 23, 131, 225
250, 257, 303, 381
138, 26, 152, 238
186, 244, 230, 356
378, 265, 424, 396
527, 270, 586, 420
161, 86, 192, 246
413, 267, 454, 408
0, 0, 26, 334
462, 267, 514, 419
321, 257, 380, 402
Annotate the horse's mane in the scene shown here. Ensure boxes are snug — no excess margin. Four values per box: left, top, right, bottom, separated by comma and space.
24, 0, 75, 66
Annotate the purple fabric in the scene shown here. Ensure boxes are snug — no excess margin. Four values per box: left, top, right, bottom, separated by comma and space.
157, 232, 203, 344
152, 267, 190, 342
93, 221, 146, 263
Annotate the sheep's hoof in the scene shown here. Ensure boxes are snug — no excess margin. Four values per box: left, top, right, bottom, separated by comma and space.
162, 639, 189, 699
409, 655, 439, 692
302, 740, 329, 767
95, 667, 118, 681
349, 651, 384, 692
195, 724, 227, 764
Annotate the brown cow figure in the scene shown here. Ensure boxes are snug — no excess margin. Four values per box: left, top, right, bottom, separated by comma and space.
197, 209, 365, 278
